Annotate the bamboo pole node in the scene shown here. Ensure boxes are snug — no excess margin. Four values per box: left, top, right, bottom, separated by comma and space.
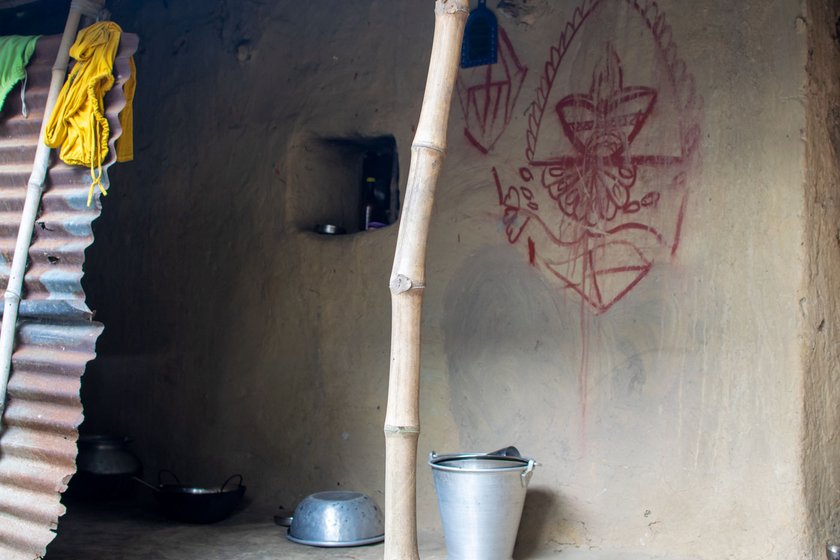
3, 290, 21, 302
390, 274, 425, 294
411, 141, 446, 155
384, 424, 421, 435
438, 0, 469, 15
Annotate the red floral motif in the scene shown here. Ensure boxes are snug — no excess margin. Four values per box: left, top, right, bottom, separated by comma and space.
542, 157, 637, 226
544, 44, 655, 227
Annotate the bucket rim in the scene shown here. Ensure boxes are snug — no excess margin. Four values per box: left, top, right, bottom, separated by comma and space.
428, 452, 536, 473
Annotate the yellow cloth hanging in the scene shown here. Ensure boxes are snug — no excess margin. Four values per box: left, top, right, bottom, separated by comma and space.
44, 21, 135, 206
116, 56, 136, 162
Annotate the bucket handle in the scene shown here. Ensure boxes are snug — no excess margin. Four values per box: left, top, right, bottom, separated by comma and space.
520, 459, 536, 488
431, 451, 537, 487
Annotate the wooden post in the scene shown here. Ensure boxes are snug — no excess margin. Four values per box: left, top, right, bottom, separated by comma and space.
383, 1, 468, 559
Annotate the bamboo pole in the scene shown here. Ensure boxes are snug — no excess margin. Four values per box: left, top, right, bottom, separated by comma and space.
0, 0, 104, 425
383, 1, 467, 559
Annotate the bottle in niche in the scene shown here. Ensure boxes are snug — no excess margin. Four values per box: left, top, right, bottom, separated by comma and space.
362, 176, 389, 230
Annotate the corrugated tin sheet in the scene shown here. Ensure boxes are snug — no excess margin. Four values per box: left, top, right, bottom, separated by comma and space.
0, 31, 137, 560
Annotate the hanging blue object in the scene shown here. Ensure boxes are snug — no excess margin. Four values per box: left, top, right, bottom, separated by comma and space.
460, 0, 498, 68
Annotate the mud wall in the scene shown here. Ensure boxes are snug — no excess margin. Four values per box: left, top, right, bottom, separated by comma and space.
802, 0, 840, 557
80, 1, 818, 557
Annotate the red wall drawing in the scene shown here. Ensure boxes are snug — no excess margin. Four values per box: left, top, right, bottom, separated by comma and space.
495, 0, 701, 315
491, 0, 702, 429
457, 27, 528, 154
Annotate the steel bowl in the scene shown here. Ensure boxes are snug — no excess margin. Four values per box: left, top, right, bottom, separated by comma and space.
280, 491, 384, 547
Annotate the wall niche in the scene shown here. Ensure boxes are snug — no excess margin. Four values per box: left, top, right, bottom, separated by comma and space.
287, 135, 399, 235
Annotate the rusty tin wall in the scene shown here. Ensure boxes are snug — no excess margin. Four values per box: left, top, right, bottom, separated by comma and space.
0, 33, 137, 559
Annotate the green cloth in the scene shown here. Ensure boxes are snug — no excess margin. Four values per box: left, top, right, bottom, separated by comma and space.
0, 35, 39, 112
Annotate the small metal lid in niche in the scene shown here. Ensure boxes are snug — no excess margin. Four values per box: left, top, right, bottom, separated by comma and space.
313, 224, 346, 235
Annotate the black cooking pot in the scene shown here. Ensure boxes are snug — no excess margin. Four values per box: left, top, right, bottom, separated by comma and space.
136, 471, 246, 524
67, 435, 142, 500
76, 435, 142, 475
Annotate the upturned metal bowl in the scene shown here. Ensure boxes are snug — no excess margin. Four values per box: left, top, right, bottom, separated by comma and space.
281, 491, 384, 547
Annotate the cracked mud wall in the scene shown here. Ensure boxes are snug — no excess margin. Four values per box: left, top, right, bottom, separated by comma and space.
76, 1, 817, 557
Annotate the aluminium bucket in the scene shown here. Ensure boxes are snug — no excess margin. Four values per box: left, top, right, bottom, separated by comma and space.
429, 452, 537, 560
